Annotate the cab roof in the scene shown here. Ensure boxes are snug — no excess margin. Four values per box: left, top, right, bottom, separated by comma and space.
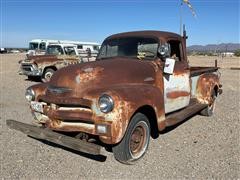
106, 30, 182, 41
48, 43, 77, 47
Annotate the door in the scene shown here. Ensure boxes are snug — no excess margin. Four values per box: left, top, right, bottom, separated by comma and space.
163, 40, 190, 113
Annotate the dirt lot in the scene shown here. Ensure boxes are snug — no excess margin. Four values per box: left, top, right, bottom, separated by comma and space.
188, 55, 240, 69
0, 54, 239, 179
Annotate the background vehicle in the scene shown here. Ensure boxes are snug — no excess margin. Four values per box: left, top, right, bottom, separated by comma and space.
27, 39, 100, 57
76, 42, 100, 58
9, 30, 222, 164
0, 48, 7, 53
20, 43, 80, 82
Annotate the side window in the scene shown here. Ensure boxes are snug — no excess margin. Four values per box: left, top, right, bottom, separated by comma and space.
77, 45, 83, 49
168, 40, 182, 61
39, 42, 46, 50
64, 47, 76, 55
93, 46, 99, 51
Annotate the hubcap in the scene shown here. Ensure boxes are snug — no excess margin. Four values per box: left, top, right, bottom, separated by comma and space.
129, 121, 148, 159
45, 72, 53, 81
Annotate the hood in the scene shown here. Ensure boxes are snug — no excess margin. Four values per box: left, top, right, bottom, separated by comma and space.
23, 55, 57, 64
24, 55, 78, 65
49, 58, 156, 96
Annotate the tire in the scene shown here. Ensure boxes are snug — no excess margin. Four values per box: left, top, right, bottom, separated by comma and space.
200, 90, 217, 116
41, 68, 55, 82
112, 113, 150, 164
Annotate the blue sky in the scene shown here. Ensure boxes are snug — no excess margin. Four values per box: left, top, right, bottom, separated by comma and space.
1, 0, 239, 47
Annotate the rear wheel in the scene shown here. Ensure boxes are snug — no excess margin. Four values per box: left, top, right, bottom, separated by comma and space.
112, 113, 150, 164
200, 90, 217, 116
41, 68, 55, 82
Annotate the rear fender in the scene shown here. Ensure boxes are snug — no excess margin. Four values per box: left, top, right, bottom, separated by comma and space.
196, 73, 220, 104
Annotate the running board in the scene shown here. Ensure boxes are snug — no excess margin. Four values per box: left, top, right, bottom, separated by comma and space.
165, 100, 208, 127
6, 119, 102, 155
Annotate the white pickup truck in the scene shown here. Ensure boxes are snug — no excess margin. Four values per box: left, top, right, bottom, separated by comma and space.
19, 43, 82, 82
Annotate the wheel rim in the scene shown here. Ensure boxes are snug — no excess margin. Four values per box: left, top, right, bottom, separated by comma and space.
129, 121, 149, 159
45, 71, 53, 81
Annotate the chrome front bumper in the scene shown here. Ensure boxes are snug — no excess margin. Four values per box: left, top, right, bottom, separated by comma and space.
20, 64, 42, 76
6, 119, 102, 155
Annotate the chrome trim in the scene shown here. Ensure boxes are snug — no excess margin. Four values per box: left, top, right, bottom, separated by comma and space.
47, 86, 72, 94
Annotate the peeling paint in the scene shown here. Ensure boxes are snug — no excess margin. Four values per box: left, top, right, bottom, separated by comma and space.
75, 74, 81, 84
144, 77, 154, 82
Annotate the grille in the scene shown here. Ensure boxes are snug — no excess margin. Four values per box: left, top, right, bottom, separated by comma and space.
22, 65, 33, 72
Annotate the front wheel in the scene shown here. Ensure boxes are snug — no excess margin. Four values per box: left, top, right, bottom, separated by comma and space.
41, 68, 55, 82
112, 113, 150, 164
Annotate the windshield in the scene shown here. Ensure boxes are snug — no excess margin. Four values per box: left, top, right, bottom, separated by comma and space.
46, 45, 64, 55
98, 37, 159, 60
39, 42, 46, 50
29, 42, 39, 50
64, 46, 77, 55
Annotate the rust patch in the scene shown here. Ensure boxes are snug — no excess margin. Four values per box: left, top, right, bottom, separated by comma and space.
196, 73, 220, 104
166, 91, 190, 99
76, 66, 104, 83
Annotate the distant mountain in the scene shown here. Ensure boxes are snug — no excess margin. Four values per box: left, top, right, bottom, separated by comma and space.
187, 43, 240, 52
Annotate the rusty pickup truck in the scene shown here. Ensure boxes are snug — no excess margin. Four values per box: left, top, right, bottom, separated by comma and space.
7, 30, 222, 164
19, 43, 82, 82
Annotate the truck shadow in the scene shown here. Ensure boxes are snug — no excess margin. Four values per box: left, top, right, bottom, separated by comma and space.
24, 76, 42, 82
28, 136, 107, 162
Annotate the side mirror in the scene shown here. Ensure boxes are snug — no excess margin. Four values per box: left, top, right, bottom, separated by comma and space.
164, 58, 175, 74
158, 43, 170, 58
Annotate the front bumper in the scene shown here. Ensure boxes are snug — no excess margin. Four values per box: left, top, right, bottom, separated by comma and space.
6, 119, 102, 155
20, 63, 42, 76
30, 96, 113, 143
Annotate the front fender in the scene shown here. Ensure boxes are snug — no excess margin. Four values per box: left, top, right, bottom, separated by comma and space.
86, 84, 164, 144
29, 83, 49, 101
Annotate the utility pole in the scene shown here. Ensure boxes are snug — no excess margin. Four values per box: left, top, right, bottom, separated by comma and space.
180, 0, 197, 35
180, 0, 183, 35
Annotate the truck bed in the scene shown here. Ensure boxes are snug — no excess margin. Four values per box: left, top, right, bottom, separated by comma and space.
190, 66, 218, 76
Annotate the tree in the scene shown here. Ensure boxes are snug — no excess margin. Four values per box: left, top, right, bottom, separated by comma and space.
234, 49, 240, 57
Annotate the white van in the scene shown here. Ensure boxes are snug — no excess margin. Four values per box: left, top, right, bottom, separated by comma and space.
27, 39, 100, 57
75, 42, 100, 57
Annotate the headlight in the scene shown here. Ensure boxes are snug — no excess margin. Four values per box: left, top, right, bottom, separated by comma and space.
25, 88, 35, 101
98, 94, 114, 113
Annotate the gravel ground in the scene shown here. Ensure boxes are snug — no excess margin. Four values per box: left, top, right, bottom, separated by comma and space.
0, 54, 239, 179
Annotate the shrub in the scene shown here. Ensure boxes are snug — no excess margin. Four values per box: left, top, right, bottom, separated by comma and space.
234, 49, 240, 57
